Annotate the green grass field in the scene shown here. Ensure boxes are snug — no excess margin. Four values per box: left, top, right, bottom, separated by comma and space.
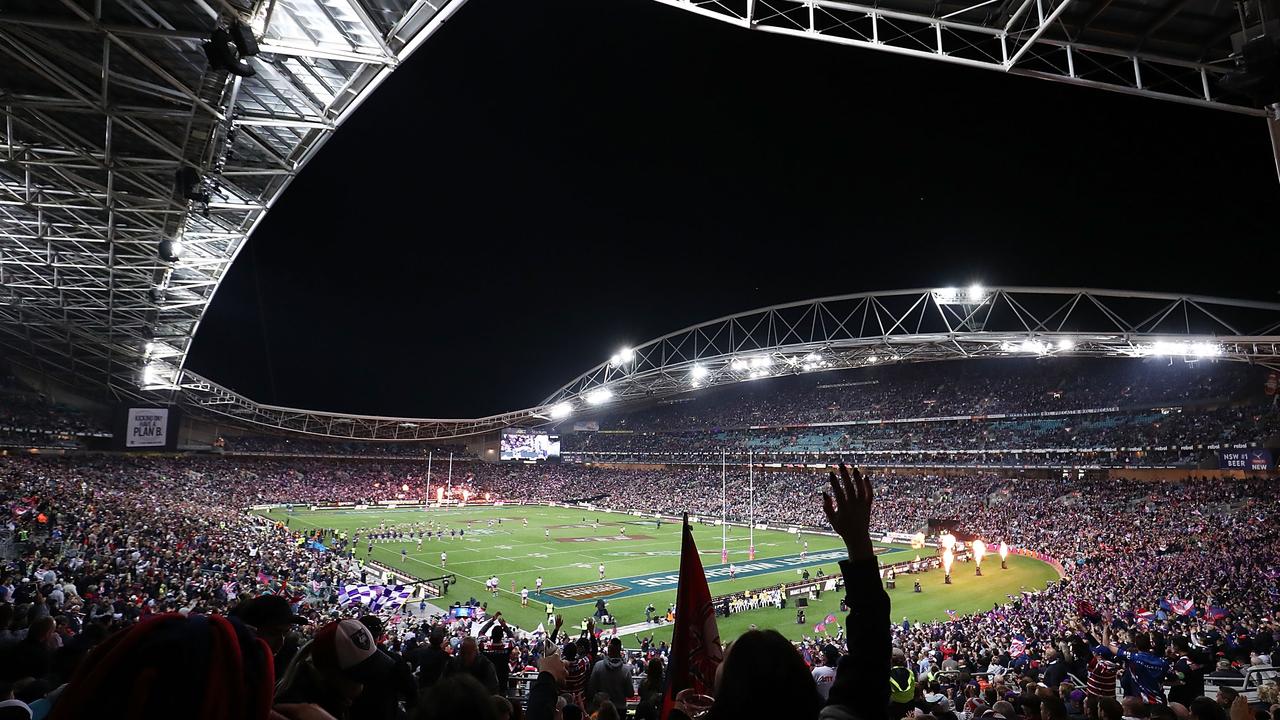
261, 504, 1059, 643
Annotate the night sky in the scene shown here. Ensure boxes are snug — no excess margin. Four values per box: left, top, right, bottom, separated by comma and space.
185, 0, 1278, 419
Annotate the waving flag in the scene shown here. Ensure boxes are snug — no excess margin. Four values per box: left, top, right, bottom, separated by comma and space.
1135, 610, 1155, 627
945, 609, 957, 619
825, 614, 838, 625
1009, 637, 1027, 657
1076, 599, 1102, 623
1206, 606, 1228, 620
1171, 598, 1194, 616
339, 583, 413, 611
815, 623, 827, 633
661, 515, 724, 720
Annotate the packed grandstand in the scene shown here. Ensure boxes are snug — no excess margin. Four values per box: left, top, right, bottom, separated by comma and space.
1, 350, 1278, 720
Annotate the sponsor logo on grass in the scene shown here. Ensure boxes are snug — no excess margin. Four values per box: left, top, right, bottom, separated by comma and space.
546, 582, 627, 600
554, 535, 654, 543
604, 551, 682, 557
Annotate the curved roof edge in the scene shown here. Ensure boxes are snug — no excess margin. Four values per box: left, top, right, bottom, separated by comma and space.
177, 287, 1280, 440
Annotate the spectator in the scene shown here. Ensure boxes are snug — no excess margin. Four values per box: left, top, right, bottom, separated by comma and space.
442, 637, 498, 695
276, 619, 394, 720
586, 638, 633, 718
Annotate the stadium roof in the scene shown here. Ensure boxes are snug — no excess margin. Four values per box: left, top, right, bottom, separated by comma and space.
182, 288, 1280, 440
0, 0, 466, 402
654, 0, 1280, 118
1, 3, 1278, 440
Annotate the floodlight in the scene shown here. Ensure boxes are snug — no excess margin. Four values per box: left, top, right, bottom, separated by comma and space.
867, 355, 879, 364
1058, 337, 1075, 351
1152, 340, 1181, 356
730, 359, 749, 371
968, 284, 985, 300
940, 287, 958, 300
1190, 342, 1222, 358
750, 356, 772, 369
141, 362, 171, 389
584, 387, 613, 405
619, 347, 635, 363
609, 353, 621, 367
804, 353, 822, 363
690, 365, 710, 381
549, 401, 573, 419
1019, 339, 1048, 354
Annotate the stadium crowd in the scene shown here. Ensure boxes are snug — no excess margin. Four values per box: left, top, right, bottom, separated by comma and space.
0, 450, 1277, 718
562, 402, 1280, 463
585, 358, 1267, 431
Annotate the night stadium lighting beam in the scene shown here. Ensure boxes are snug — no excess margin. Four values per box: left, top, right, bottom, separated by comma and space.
548, 401, 574, 419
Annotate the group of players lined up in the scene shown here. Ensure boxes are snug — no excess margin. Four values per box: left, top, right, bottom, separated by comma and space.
290, 515, 517, 556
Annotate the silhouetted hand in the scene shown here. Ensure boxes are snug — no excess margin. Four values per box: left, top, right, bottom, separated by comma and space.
1230, 696, 1251, 720
822, 463, 874, 562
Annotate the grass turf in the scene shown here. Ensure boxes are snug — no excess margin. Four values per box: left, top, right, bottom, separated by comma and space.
260, 504, 1059, 643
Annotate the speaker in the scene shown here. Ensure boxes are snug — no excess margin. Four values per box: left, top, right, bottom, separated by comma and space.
203, 27, 256, 77
230, 21, 259, 57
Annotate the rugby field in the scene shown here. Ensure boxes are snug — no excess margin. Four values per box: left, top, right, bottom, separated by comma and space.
258, 504, 1059, 642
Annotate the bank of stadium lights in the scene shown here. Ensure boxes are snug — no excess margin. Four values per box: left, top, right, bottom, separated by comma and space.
548, 401, 574, 419
584, 387, 613, 405
932, 285, 989, 305
140, 361, 175, 390
608, 347, 635, 368
1149, 341, 1223, 358
690, 364, 710, 387
1058, 337, 1075, 351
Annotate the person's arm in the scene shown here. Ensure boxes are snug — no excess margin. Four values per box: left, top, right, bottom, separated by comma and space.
821, 464, 890, 720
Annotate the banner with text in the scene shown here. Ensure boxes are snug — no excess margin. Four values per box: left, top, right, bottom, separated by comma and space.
1218, 448, 1272, 472
126, 407, 169, 448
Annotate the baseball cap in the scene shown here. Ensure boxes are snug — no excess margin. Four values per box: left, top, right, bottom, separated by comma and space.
311, 619, 395, 682
231, 595, 308, 628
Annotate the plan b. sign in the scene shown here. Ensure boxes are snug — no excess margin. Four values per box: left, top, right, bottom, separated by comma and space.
126, 408, 169, 448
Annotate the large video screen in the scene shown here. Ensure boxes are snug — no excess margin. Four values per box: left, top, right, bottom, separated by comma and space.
500, 428, 561, 461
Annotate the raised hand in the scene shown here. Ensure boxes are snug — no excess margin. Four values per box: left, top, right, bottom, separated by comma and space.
822, 463, 875, 561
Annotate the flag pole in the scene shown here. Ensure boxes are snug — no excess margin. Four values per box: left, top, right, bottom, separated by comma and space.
426, 451, 432, 504
448, 451, 453, 491
721, 449, 727, 564
748, 449, 755, 561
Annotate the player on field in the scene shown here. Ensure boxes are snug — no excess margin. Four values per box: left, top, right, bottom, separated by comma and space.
729, 563, 737, 579
440, 551, 447, 567
598, 563, 606, 580
521, 586, 529, 607
536, 576, 543, 592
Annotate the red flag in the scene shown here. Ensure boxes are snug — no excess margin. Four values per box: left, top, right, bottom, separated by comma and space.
661, 516, 723, 720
